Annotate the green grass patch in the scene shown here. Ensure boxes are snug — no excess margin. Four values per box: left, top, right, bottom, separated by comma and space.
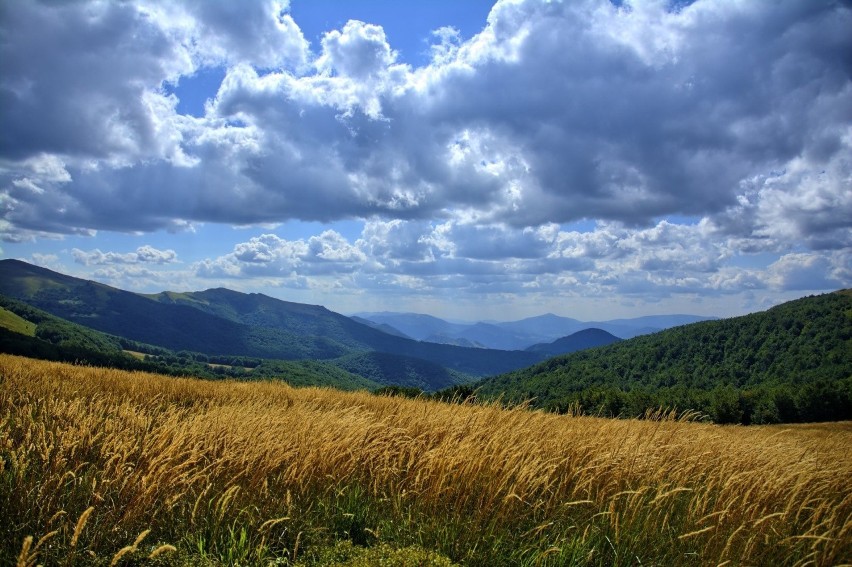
0, 306, 36, 336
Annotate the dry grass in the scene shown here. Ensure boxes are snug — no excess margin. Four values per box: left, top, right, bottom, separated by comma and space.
1, 354, 850, 566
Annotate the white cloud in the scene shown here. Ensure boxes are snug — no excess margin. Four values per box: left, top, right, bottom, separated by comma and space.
317, 20, 397, 80
72, 245, 178, 266
766, 251, 851, 292
135, 245, 179, 264
194, 231, 366, 279
188, 217, 850, 306
1, 0, 850, 311
3, 0, 848, 242
165, 0, 310, 70
30, 253, 60, 269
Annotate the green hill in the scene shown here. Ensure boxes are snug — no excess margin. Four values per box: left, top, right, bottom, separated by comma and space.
475, 291, 852, 424
0, 259, 303, 357
0, 294, 127, 352
524, 328, 622, 356
0, 260, 543, 387
332, 351, 471, 392
0, 305, 36, 336
0, 293, 380, 391
0, 293, 167, 371
144, 286, 545, 378
146, 287, 388, 352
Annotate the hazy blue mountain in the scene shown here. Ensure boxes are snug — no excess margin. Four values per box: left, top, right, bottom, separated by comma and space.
495, 313, 585, 341
455, 322, 543, 351
423, 334, 486, 348
350, 316, 412, 339
525, 328, 622, 356
352, 312, 470, 341
355, 311, 716, 350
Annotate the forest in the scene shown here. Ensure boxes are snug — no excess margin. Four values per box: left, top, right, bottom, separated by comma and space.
474, 291, 852, 424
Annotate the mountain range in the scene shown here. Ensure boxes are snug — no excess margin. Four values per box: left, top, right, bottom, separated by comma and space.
0, 259, 547, 388
352, 311, 715, 350
0, 259, 849, 424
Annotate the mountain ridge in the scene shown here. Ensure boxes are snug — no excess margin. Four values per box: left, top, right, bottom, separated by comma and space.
354, 310, 716, 349
0, 259, 544, 386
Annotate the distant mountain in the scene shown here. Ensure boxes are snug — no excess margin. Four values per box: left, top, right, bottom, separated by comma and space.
350, 316, 412, 339
352, 312, 469, 341
494, 313, 585, 342
0, 260, 543, 388
525, 328, 622, 356
355, 311, 716, 350
474, 291, 852, 424
423, 334, 485, 348
454, 322, 541, 351
143, 286, 544, 378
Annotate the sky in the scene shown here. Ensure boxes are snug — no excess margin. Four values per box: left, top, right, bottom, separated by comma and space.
1, 0, 850, 322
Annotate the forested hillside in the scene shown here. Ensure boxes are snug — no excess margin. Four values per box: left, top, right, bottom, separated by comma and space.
0, 260, 544, 383
476, 291, 852, 424
525, 328, 621, 356
332, 351, 470, 391
0, 294, 380, 391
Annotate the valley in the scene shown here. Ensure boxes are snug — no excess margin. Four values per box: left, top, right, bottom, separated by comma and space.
0, 259, 849, 426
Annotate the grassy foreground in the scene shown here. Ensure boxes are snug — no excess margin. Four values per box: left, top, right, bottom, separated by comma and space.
1, 355, 850, 566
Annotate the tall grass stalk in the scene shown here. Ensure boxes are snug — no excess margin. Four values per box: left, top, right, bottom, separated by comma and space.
1, 354, 849, 565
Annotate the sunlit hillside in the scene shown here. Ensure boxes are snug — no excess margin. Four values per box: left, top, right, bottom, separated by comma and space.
2, 354, 850, 566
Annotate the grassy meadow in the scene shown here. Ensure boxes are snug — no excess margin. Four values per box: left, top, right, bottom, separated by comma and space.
1, 354, 850, 566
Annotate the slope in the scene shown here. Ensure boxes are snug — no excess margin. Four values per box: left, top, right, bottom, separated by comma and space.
0, 260, 543, 381
0, 292, 380, 391
525, 328, 622, 356
332, 351, 470, 392
0, 259, 322, 358
144, 287, 544, 378
476, 291, 852, 424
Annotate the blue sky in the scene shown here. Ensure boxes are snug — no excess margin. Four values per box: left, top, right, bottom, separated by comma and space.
1, 0, 850, 321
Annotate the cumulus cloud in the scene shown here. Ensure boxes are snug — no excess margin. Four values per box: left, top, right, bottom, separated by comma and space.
1, 0, 848, 239
317, 20, 397, 80
30, 253, 60, 269
194, 231, 366, 280
766, 251, 851, 291
193, 218, 848, 304
1, 0, 850, 308
161, 0, 310, 70
72, 245, 178, 266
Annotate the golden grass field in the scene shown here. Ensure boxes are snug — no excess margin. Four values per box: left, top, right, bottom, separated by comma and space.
1, 353, 850, 566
